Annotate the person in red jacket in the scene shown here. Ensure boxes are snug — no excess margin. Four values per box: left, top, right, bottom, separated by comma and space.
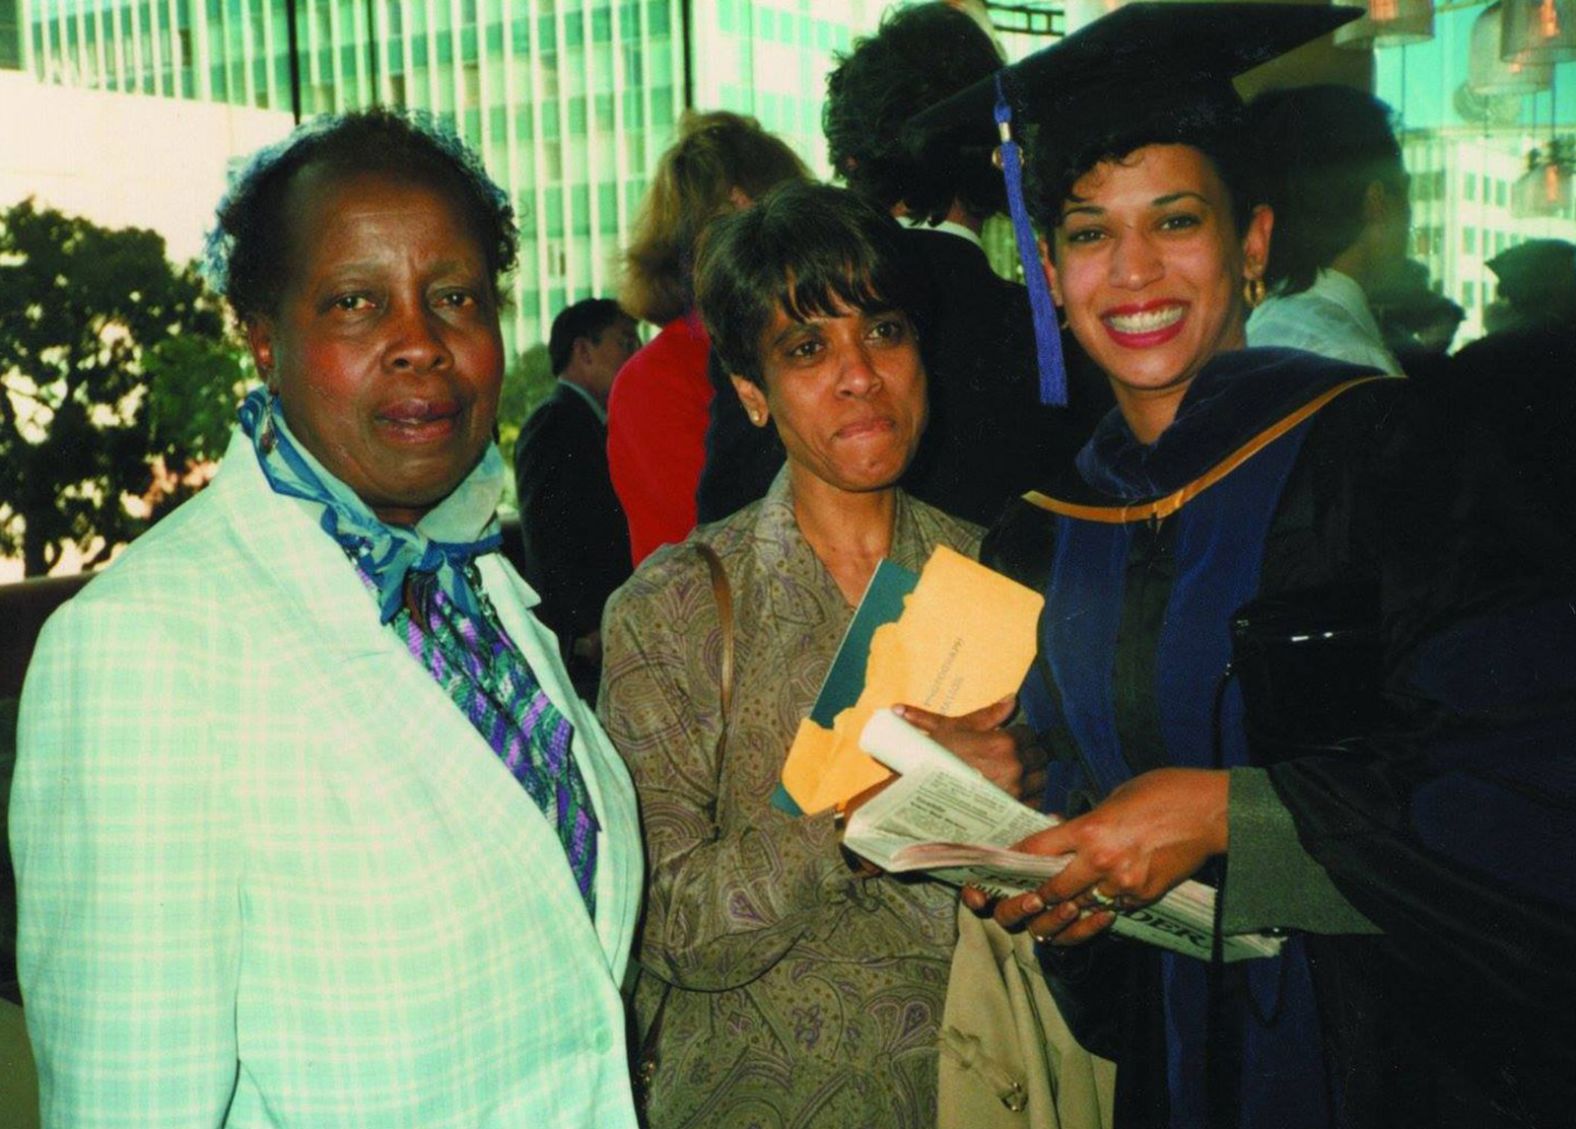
608, 110, 806, 564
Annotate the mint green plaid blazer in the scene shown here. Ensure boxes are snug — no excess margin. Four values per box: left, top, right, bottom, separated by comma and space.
10, 430, 643, 1128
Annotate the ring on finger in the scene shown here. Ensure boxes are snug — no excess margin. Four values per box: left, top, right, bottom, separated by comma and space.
1028, 920, 1061, 943
1085, 887, 1123, 913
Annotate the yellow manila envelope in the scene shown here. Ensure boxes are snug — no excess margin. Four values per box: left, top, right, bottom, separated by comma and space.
780, 545, 1044, 814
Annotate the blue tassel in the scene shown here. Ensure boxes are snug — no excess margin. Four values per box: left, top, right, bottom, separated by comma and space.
994, 76, 1067, 408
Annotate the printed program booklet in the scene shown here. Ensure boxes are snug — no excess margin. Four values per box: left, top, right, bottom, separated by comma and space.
845, 709, 1285, 964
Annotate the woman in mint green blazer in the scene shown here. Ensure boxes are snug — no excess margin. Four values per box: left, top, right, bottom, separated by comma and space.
10, 111, 643, 1129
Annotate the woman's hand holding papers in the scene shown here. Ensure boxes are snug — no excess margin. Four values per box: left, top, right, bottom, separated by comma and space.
890, 696, 1047, 801
836, 776, 895, 877
963, 767, 1229, 947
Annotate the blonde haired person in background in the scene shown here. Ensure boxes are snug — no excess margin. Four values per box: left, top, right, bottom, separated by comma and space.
607, 110, 807, 565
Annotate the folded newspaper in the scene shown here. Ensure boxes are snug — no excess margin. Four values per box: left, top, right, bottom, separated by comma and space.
846, 709, 1285, 963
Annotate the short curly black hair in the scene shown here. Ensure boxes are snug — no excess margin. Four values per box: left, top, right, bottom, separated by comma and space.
1027, 98, 1259, 244
824, 3, 1005, 225
206, 108, 518, 321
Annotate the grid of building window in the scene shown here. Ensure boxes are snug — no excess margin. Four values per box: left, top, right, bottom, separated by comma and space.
1405, 127, 1576, 340
20, 0, 898, 351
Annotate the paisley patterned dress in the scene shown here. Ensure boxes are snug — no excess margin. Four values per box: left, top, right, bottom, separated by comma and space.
600, 469, 981, 1129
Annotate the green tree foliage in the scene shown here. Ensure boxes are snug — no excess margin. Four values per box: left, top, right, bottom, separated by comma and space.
0, 199, 245, 577
495, 342, 555, 502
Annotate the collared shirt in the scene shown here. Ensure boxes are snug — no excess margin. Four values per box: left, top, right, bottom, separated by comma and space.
558, 377, 608, 425
897, 214, 984, 251
1247, 268, 1403, 376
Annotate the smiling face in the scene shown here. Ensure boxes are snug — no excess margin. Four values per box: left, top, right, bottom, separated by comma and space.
245, 165, 504, 525
731, 300, 927, 500
1045, 144, 1270, 440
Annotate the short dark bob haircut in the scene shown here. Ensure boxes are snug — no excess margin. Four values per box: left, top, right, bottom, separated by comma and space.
206, 108, 518, 322
1246, 85, 1404, 296
1027, 99, 1260, 246
694, 181, 933, 388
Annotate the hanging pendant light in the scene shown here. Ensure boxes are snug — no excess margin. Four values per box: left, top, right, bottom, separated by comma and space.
1511, 141, 1575, 217
1335, 0, 1435, 49
1471, 2, 1554, 94
1501, 0, 1576, 63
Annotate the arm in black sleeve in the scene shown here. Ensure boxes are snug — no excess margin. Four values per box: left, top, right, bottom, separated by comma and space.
514, 394, 631, 645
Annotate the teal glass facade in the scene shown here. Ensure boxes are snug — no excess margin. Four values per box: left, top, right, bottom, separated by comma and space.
20, 0, 889, 350
0, 0, 21, 69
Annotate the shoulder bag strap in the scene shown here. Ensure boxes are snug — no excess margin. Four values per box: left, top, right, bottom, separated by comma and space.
694, 541, 734, 777
634, 541, 735, 1115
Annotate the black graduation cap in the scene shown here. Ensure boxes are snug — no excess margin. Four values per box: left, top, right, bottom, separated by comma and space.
906, 3, 1361, 407
912, 3, 1361, 152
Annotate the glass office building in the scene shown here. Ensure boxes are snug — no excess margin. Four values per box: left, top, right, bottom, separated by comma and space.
19, 0, 889, 349
0, 0, 21, 70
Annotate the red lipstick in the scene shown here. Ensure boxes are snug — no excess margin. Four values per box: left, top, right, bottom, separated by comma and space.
1099, 300, 1188, 349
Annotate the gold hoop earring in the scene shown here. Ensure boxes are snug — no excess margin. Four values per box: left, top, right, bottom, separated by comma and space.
1243, 276, 1266, 309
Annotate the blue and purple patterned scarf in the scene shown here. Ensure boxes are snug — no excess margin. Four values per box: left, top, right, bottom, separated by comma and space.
239, 387, 600, 914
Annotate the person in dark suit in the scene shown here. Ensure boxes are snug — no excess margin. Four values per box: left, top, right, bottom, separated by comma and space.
696, 1, 1109, 527
515, 298, 641, 697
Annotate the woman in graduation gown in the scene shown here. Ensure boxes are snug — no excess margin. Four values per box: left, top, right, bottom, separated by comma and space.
917, 6, 1576, 1129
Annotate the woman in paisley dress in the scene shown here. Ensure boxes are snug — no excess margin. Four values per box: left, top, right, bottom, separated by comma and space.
599, 181, 1030, 1129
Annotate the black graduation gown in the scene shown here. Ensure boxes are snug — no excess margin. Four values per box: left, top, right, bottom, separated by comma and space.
986, 349, 1399, 1129
985, 347, 1576, 1128
1271, 324, 1576, 1129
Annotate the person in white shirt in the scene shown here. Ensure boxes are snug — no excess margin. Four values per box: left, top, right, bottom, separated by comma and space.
1244, 85, 1410, 375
